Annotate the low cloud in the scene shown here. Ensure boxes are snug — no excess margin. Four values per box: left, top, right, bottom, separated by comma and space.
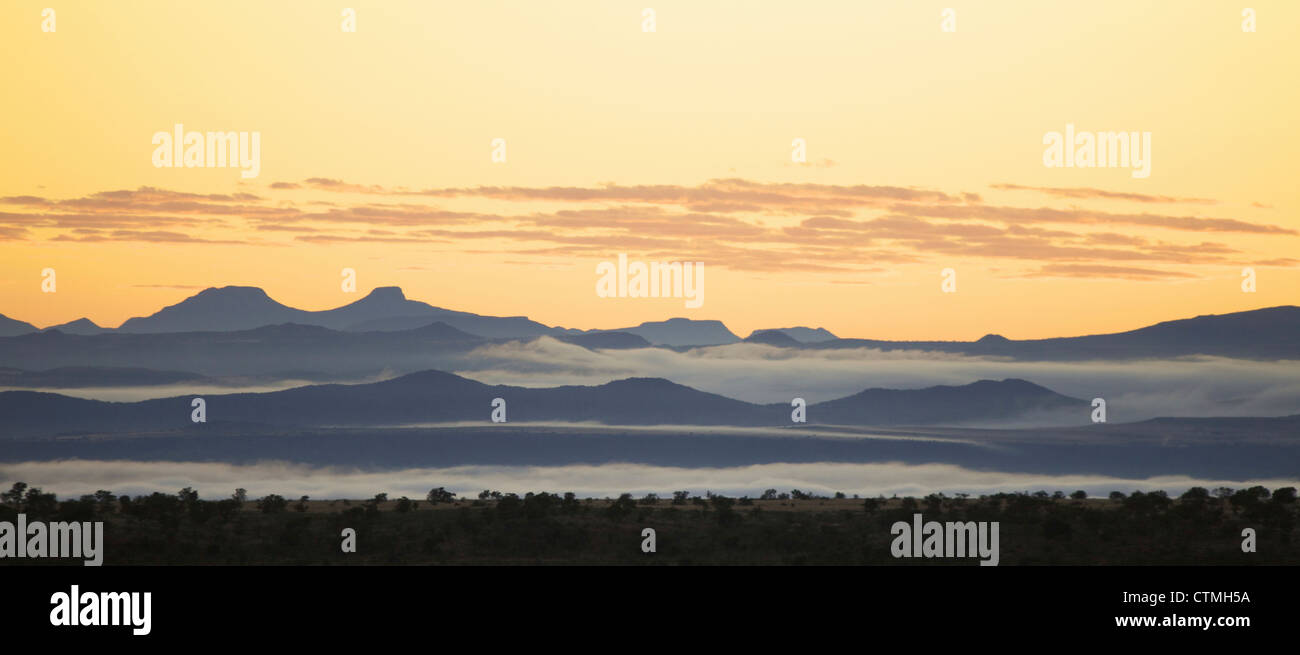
2, 459, 1294, 501
0, 180, 1290, 280
992, 183, 1217, 205
455, 339, 1300, 421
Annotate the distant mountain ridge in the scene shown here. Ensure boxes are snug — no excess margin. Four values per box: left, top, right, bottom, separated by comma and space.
747, 326, 838, 343
42, 318, 108, 335
743, 329, 803, 347
591, 317, 740, 346
813, 378, 1083, 425
0, 314, 37, 337
1, 285, 1296, 358
810, 305, 1300, 360
115, 286, 563, 339
0, 320, 487, 379
0, 373, 1088, 438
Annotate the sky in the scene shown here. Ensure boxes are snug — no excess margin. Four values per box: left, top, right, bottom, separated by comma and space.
1, 1, 1297, 339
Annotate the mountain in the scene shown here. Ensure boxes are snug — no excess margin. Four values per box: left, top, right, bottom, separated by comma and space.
1052, 305, 1300, 359
5, 291, 1294, 363
0, 366, 206, 388
314, 286, 435, 328
0, 321, 486, 379
743, 329, 803, 347
812, 306, 1300, 361
0, 314, 37, 337
41, 318, 108, 335
0, 371, 769, 437
321, 287, 559, 338
0, 372, 1089, 438
117, 286, 306, 333
749, 326, 838, 343
115, 286, 561, 339
808, 378, 1086, 425
597, 318, 740, 346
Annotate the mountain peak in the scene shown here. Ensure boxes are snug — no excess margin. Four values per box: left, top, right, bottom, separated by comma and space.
602, 377, 690, 392
743, 329, 802, 347
116, 285, 299, 333
612, 317, 739, 346
648, 317, 710, 326
41, 318, 106, 335
196, 286, 272, 299
0, 313, 38, 337
362, 286, 406, 302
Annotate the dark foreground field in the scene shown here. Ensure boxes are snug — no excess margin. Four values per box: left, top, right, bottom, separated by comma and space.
3, 484, 1296, 565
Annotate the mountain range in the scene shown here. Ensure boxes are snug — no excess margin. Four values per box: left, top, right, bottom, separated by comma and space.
0, 372, 1087, 438
0, 285, 830, 346
807, 305, 1300, 360
0, 285, 1296, 359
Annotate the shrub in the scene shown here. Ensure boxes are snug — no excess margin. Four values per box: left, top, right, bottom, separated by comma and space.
258, 494, 288, 514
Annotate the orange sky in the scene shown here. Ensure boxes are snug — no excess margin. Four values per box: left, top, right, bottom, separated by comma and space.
1, 1, 1297, 339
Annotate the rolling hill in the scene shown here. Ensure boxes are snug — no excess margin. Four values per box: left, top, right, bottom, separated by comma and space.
0, 372, 1088, 438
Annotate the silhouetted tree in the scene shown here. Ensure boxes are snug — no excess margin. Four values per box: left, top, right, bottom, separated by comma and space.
2, 482, 27, 509
178, 487, 200, 515
258, 494, 288, 513
93, 490, 117, 513
924, 493, 944, 512
426, 488, 456, 504
1228, 486, 1272, 517
23, 487, 58, 516
606, 493, 638, 520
